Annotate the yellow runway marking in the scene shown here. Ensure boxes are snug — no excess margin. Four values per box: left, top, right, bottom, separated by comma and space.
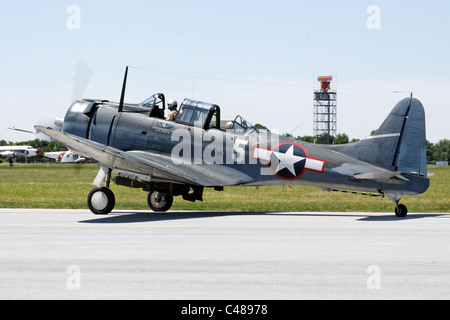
0, 224, 184, 228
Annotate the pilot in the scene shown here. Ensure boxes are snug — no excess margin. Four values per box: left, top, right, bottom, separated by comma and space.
226, 121, 234, 130
166, 99, 178, 121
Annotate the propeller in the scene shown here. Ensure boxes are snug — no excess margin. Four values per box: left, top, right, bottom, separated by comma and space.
64, 61, 93, 169
55, 61, 93, 130
71, 61, 93, 103
7, 62, 94, 167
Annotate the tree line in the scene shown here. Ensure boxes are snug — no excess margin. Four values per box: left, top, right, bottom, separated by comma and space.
0, 139, 68, 152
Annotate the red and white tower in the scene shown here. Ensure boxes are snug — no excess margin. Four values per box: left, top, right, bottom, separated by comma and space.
314, 76, 337, 144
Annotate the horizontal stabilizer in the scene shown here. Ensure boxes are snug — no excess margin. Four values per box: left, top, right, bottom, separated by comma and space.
354, 171, 410, 182
332, 163, 409, 182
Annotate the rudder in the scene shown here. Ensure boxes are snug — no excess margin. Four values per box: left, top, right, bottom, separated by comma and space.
331, 97, 427, 177
391, 98, 427, 176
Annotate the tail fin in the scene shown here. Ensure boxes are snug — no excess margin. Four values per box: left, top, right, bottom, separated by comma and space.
35, 145, 46, 157
332, 97, 427, 176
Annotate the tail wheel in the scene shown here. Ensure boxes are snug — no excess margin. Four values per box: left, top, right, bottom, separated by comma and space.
147, 191, 173, 212
395, 204, 408, 218
88, 187, 115, 215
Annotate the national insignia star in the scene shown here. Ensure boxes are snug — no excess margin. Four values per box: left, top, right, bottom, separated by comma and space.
271, 145, 306, 176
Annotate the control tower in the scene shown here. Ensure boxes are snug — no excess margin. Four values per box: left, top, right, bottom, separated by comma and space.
313, 76, 337, 144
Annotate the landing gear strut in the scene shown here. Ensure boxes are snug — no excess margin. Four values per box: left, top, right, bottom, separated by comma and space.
88, 166, 115, 215
87, 166, 176, 215
386, 193, 408, 218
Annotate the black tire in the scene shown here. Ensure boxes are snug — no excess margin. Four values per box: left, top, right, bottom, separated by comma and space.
87, 187, 115, 215
395, 204, 408, 218
147, 191, 173, 212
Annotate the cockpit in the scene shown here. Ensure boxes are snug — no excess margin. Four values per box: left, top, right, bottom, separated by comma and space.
174, 98, 258, 134
139, 95, 221, 131
138, 94, 257, 133
175, 99, 221, 130
139, 93, 166, 119
64, 92, 258, 144
230, 115, 258, 133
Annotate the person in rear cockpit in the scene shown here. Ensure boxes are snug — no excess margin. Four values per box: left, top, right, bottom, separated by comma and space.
166, 99, 178, 121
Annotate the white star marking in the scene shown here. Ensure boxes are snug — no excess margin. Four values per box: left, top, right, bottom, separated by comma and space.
271, 145, 306, 176
252, 144, 327, 178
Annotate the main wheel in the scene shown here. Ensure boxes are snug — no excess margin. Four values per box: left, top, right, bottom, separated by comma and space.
87, 187, 115, 215
395, 204, 408, 218
147, 191, 173, 212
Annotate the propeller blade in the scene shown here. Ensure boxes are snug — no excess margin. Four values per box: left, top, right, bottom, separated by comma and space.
72, 61, 93, 102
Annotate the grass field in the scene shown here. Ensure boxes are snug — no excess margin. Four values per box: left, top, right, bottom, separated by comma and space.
0, 163, 448, 213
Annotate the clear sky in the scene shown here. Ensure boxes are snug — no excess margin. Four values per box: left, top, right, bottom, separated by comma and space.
1, 0, 449, 143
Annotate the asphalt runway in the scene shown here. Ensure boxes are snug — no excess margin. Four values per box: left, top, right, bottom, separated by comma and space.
0, 208, 449, 300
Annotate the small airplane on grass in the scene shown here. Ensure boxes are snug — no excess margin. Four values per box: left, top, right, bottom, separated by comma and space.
0, 145, 43, 166
7, 127, 88, 164
35, 67, 430, 217
42, 150, 89, 164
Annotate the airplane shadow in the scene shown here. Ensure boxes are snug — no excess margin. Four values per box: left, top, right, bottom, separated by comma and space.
79, 211, 271, 224
79, 211, 450, 224
358, 213, 449, 222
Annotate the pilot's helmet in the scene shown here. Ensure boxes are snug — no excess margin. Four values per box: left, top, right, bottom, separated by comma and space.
168, 99, 178, 110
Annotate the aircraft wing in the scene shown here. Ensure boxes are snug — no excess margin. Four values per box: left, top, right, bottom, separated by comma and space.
42, 152, 63, 161
34, 126, 253, 187
0, 151, 14, 159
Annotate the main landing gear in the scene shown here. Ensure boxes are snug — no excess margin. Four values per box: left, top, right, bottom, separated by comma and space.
87, 167, 116, 215
87, 187, 174, 215
87, 166, 176, 215
87, 187, 115, 215
147, 191, 173, 212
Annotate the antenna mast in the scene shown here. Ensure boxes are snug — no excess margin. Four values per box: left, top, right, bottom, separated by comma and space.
118, 66, 129, 113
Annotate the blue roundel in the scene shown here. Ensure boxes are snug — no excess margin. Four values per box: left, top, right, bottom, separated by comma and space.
269, 143, 307, 180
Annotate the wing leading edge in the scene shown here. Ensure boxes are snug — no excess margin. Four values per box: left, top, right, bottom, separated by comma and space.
34, 126, 254, 187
